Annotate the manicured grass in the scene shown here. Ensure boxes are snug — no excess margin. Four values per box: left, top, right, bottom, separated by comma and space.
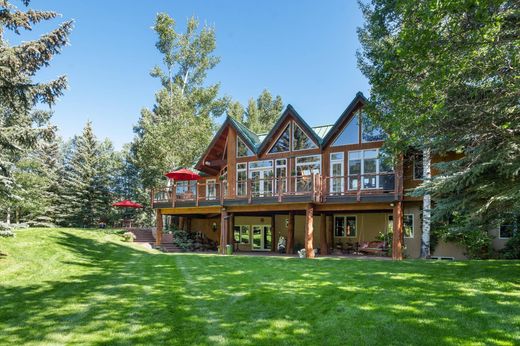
1, 229, 519, 345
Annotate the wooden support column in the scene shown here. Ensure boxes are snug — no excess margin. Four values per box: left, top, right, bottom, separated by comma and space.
320, 213, 328, 255
179, 216, 185, 231
327, 215, 333, 251
155, 209, 163, 246
287, 212, 294, 254
186, 217, 191, 232
305, 204, 315, 258
228, 213, 234, 246
392, 201, 403, 260
220, 209, 228, 254
271, 215, 276, 252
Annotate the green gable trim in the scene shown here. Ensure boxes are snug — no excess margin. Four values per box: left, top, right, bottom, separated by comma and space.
256, 104, 324, 154
321, 92, 367, 148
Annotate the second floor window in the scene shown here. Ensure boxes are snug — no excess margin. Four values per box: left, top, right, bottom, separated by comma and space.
293, 123, 317, 151
206, 179, 216, 200
361, 112, 386, 142
413, 153, 424, 180
348, 149, 393, 190
269, 124, 290, 153
237, 137, 254, 157
295, 155, 321, 192
236, 163, 247, 197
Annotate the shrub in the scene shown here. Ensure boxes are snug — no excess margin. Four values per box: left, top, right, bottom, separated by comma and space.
172, 230, 193, 251
0, 230, 15, 238
434, 227, 494, 259
122, 231, 136, 242
501, 233, 520, 259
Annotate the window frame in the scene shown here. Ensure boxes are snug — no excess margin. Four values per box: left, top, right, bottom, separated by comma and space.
292, 122, 318, 152
236, 136, 254, 158
330, 152, 345, 193
206, 179, 216, 200
361, 111, 386, 143
413, 153, 424, 180
267, 123, 291, 154
236, 163, 247, 197
348, 149, 382, 190
332, 113, 360, 147
333, 215, 357, 238
233, 225, 250, 244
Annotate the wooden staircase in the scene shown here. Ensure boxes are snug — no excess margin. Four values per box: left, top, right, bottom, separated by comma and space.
128, 229, 182, 253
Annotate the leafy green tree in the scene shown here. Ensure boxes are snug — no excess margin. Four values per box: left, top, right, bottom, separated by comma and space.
132, 14, 227, 189
0, 0, 72, 220
358, 0, 519, 256
227, 101, 245, 122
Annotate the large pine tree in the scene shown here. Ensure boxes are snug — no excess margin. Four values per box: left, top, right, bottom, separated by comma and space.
58, 122, 113, 228
228, 89, 284, 133
0, 0, 72, 220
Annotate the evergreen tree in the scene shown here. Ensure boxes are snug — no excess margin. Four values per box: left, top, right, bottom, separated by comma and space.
58, 122, 114, 228
229, 90, 284, 132
0, 0, 72, 217
357, 0, 519, 252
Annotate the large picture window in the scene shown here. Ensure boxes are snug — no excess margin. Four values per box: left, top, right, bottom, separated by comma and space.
361, 112, 385, 142
249, 160, 274, 197
233, 225, 250, 244
348, 149, 392, 190
332, 114, 359, 146
387, 214, 414, 238
269, 124, 291, 153
292, 123, 317, 151
237, 137, 254, 157
295, 155, 321, 192
334, 215, 357, 237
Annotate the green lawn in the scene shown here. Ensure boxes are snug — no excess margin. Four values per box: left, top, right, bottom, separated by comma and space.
1, 229, 519, 346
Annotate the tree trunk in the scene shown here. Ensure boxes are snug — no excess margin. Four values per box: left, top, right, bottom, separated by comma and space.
420, 148, 431, 258
6, 207, 11, 224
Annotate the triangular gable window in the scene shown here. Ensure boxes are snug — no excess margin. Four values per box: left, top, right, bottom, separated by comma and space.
237, 137, 254, 157
361, 112, 386, 142
269, 124, 290, 154
332, 113, 359, 146
292, 122, 317, 151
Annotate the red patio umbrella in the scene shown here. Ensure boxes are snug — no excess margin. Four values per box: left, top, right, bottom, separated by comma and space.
165, 168, 201, 181
112, 200, 144, 208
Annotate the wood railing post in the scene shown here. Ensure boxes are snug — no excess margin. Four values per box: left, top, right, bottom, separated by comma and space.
278, 176, 282, 202
172, 183, 177, 208
196, 182, 199, 207
311, 173, 315, 200
247, 179, 252, 204
220, 182, 224, 205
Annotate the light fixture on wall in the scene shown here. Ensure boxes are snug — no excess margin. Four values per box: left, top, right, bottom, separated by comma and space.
390, 203, 395, 207
212, 222, 217, 232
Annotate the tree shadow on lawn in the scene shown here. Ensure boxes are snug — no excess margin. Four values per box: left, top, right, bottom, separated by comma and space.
0, 230, 519, 346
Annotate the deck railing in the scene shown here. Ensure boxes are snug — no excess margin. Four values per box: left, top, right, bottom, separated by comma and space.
151, 172, 396, 207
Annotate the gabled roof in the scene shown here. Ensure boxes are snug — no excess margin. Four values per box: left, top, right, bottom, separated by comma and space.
256, 104, 324, 154
195, 92, 368, 173
321, 92, 367, 147
195, 116, 259, 173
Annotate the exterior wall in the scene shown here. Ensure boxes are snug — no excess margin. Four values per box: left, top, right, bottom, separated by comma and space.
331, 213, 388, 249
190, 217, 220, 242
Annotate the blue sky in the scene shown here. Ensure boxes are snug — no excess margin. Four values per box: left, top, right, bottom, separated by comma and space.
22, 0, 369, 149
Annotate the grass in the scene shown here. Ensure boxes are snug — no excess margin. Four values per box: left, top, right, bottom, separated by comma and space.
1, 228, 519, 346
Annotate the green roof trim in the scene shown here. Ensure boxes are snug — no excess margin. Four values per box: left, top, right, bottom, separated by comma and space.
321, 92, 367, 147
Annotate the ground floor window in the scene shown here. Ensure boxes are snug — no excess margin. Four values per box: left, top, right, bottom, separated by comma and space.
334, 215, 356, 237
387, 214, 414, 238
499, 216, 519, 239
233, 225, 250, 244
